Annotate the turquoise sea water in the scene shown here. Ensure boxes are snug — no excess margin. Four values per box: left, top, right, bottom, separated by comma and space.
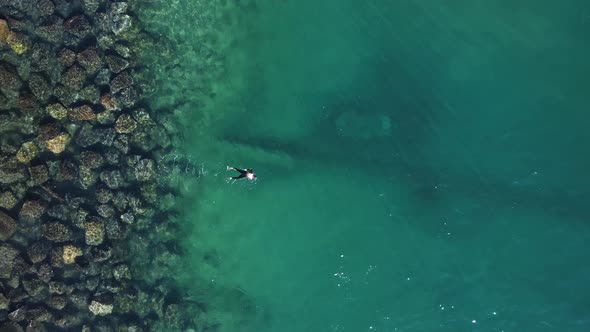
137, 1, 590, 331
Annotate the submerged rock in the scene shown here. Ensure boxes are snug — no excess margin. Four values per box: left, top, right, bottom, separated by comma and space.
37, 0, 55, 16
0, 158, 28, 184
80, 151, 104, 169
89, 300, 113, 316
27, 241, 50, 264
0, 191, 18, 210
106, 54, 129, 73
57, 48, 76, 67
19, 200, 45, 222
110, 71, 133, 94
43, 222, 73, 242
68, 105, 96, 121
45, 132, 70, 154
115, 114, 137, 134
77, 47, 103, 75
47, 103, 68, 120
62, 244, 82, 264
100, 170, 123, 189
37, 15, 64, 43
0, 62, 22, 93
0, 210, 17, 240
28, 73, 52, 101
0, 244, 19, 278
16, 141, 39, 164
61, 64, 86, 90
85, 220, 104, 245
63, 15, 92, 39
28, 164, 49, 185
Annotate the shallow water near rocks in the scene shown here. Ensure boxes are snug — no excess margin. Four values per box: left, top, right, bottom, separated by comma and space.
138, 0, 590, 331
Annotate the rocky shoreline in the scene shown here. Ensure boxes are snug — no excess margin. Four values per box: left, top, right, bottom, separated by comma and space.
1, 1, 201, 331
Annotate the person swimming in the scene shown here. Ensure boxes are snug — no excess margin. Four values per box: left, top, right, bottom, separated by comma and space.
226, 166, 257, 181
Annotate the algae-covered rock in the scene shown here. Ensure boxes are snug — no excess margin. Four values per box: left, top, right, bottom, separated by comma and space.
115, 113, 136, 133
27, 241, 50, 263
6, 31, 29, 54
85, 220, 104, 245
80, 150, 104, 169
64, 15, 91, 39
28, 164, 49, 185
62, 244, 82, 264
0, 191, 18, 210
100, 93, 120, 111
47, 294, 67, 310
0, 62, 22, 92
79, 84, 100, 104
0, 244, 19, 278
0, 158, 28, 184
37, 0, 55, 16
45, 132, 70, 154
110, 71, 133, 94
0, 210, 17, 240
100, 170, 123, 189
37, 15, 64, 43
77, 47, 103, 75
47, 103, 68, 119
43, 222, 72, 242
28, 73, 52, 101
19, 200, 45, 222
0, 19, 8, 43
133, 159, 155, 182
106, 54, 129, 73
61, 64, 86, 90
78, 165, 98, 189
69, 105, 96, 121
57, 48, 76, 67
16, 141, 39, 163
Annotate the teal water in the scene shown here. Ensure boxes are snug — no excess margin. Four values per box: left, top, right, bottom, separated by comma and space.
137, 1, 590, 331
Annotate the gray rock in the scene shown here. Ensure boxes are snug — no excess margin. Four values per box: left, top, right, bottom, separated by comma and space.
80, 150, 104, 169
69, 291, 89, 309
0, 210, 17, 240
0, 158, 27, 184
78, 165, 98, 189
30, 43, 55, 73
97, 111, 116, 125
113, 135, 129, 154
53, 84, 78, 106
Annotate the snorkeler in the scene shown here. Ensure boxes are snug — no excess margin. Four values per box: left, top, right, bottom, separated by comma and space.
226, 166, 257, 181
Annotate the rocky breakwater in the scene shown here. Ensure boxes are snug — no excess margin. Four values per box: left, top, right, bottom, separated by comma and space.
1, 1, 200, 331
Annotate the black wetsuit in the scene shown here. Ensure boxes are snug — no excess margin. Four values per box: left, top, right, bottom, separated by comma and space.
231, 167, 256, 180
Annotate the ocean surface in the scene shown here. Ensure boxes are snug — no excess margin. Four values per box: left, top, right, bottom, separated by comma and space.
137, 1, 590, 331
